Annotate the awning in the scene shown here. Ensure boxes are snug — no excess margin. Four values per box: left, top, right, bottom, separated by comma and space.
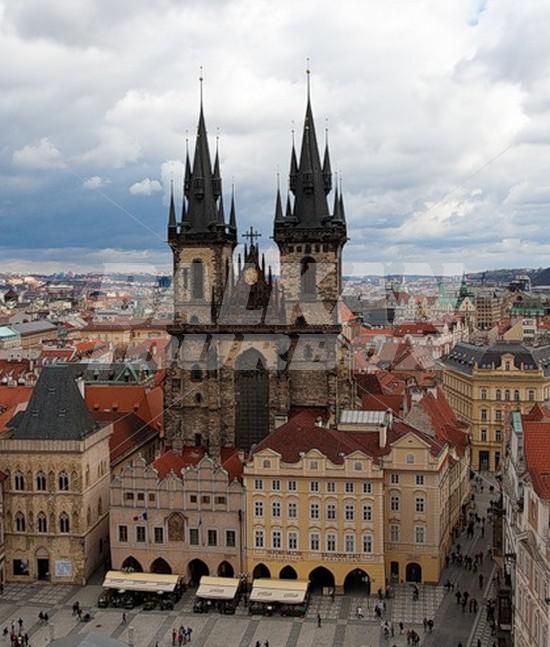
103, 571, 180, 594
196, 576, 240, 601
249, 578, 308, 604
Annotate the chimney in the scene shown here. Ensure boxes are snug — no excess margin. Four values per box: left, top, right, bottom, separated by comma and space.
75, 375, 85, 399
379, 409, 393, 448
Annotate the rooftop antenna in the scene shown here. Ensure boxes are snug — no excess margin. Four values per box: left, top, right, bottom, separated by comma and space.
199, 66, 204, 107
306, 57, 311, 100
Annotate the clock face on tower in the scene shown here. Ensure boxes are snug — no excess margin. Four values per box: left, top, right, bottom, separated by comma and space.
244, 267, 259, 286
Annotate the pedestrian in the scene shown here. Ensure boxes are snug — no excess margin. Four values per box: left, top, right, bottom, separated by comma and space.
255, 642, 260, 647
264, 641, 269, 647
423, 617, 428, 632
477, 640, 481, 647
399, 621, 404, 634
356, 606, 363, 618
44, 613, 48, 624
317, 613, 321, 628
17, 620, 22, 631
186, 627, 192, 642
122, 612, 127, 625
37, 612, 43, 625
172, 628, 177, 646
479, 574, 484, 589
23, 634, 28, 646
455, 590, 461, 604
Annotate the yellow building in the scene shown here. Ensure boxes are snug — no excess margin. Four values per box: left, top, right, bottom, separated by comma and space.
243, 407, 468, 591
443, 342, 550, 471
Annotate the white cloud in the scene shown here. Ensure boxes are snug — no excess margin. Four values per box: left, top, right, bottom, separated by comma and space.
82, 175, 110, 190
129, 177, 162, 196
12, 137, 65, 170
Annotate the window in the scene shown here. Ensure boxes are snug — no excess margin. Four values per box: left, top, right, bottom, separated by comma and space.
495, 429, 502, 442
288, 502, 297, 518
345, 481, 355, 493
37, 512, 47, 533
309, 480, 319, 493
300, 256, 316, 297
272, 501, 281, 518
345, 504, 355, 521
254, 529, 264, 548
13, 559, 29, 576
390, 524, 400, 542
309, 503, 320, 520
226, 530, 236, 547
124, 492, 134, 502
505, 361, 511, 371
528, 390, 535, 401
406, 454, 415, 464
190, 364, 203, 382
201, 495, 210, 504
15, 512, 25, 532
354, 461, 363, 471
136, 526, 146, 543
191, 259, 204, 299
480, 388, 487, 400
272, 479, 281, 491
207, 529, 217, 546
362, 504, 373, 522
327, 503, 336, 520
326, 533, 337, 552
190, 494, 197, 503
309, 533, 320, 551
415, 496, 425, 513
362, 535, 373, 553
118, 525, 128, 542
254, 479, 263, 490
262, 459, 271, 469
505, 389, 510, 401
327, 481, 336, 493
288, 531, 298, 551
98, 497, 103, 516
254, 500, 264, 517
514, 390, 520, 402
345, 534, 355, 553
415, 526, 426, 544
36, 471, 46, 491
215, 496, 226, 505
59, 513, 70, 534
288, 480, 297, 491
390, 495, 400, 512
481, 408, 488, 422
495, 409, 502, 422
496, 390, 502, 401
309, 460, 318, 470
481, 428, 488, 442
272, 530, 281, 549
390, 474, 400, 485
58, 471, 69, 491
189, 528, 199, 545
154, 527, 164, 544
14, 471, 24, 491
137, 492, 144, 501
415, 474, 424, 486
363, 481, 373, 494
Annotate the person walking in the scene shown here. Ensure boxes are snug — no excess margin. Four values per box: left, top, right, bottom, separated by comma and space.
317, 613, 322, 628
122, 612, 127, 625
479, 574, 484, 589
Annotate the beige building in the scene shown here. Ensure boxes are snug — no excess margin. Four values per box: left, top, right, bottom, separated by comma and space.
243, 408, 469, 591
110, 450, 245, 583
0, 367, 111, 584
443, 341, 550, 471
0, 470, 6, 586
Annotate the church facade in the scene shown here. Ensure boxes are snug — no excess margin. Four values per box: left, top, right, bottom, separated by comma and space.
164, 85, 355, 456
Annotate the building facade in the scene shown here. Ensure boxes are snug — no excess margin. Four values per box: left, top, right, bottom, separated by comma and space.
164, 84, 355, 458
0, 367, 111, 584
443, 341, 550, 471
110, 453, 245, 582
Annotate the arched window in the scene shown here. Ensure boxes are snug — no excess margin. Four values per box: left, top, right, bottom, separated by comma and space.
15, 512, 25, 532
190, 364, 203, 382
36, 471, 47, 491
58, 471, 69, 491
300, 257, 316, 298
514, 389, 520, 401
496, 389, 502, 401
86, 506, 91, 527
505, 390, 510, 401
98, 497, 103, 517
191, 259, 204, 300
37, 512, 47, 533
304, 345, 313, 361
59, 512, 70, 533
14, 471, 25, 491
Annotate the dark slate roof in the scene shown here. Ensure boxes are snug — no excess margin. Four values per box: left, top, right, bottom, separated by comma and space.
13, 366, 99, 440
444, 341, 550, 375
10, 320, 57, 335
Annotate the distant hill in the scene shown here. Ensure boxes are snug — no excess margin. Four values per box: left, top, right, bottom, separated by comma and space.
466, 268, 550, 287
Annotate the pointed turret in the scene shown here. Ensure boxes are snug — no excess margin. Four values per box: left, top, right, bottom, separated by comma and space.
289, 138, 298, 192
274, 185, 284, 224
184, 139, 192, 198
168, 181, 177, 239
212, 139, 221, 199
322, 130, 332, 194
229, 185, 237, 231
217, 191, 225, 225
332, 182, 340, 219
285, 193, 293, 219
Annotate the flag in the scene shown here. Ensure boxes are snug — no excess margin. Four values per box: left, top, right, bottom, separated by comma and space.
133, 511, 147, 521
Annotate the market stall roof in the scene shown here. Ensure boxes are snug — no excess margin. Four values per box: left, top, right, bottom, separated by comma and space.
196, 576, 240, 600
249, 578, 308, 604
102, 571, 180, 593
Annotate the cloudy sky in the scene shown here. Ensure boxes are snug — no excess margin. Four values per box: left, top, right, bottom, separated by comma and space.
1, 0, 550, 276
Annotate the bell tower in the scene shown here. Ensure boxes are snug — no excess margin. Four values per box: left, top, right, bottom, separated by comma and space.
273, 70, 347, 327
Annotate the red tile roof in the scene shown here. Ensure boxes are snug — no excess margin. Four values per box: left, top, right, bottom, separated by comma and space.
153, 446, 243, 482
252, 409, 444, 464
361, 393, 404, 415
93, 411, 159, 465
417, 387, 469, 455
522, 420, 550, 501
0, 386, 32, 432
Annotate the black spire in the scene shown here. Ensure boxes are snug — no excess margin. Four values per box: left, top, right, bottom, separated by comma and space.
274, 175, 284, 224
285, 192, 293, 219
322, 126, 332, 194
229, 184, 237, 230
168, 180, 177, 238
177, 73, 235, 243
184, 136, 191, 197
289, 133, 298, 193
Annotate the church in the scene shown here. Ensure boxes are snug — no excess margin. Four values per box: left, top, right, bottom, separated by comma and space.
164, 79, 356, 457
